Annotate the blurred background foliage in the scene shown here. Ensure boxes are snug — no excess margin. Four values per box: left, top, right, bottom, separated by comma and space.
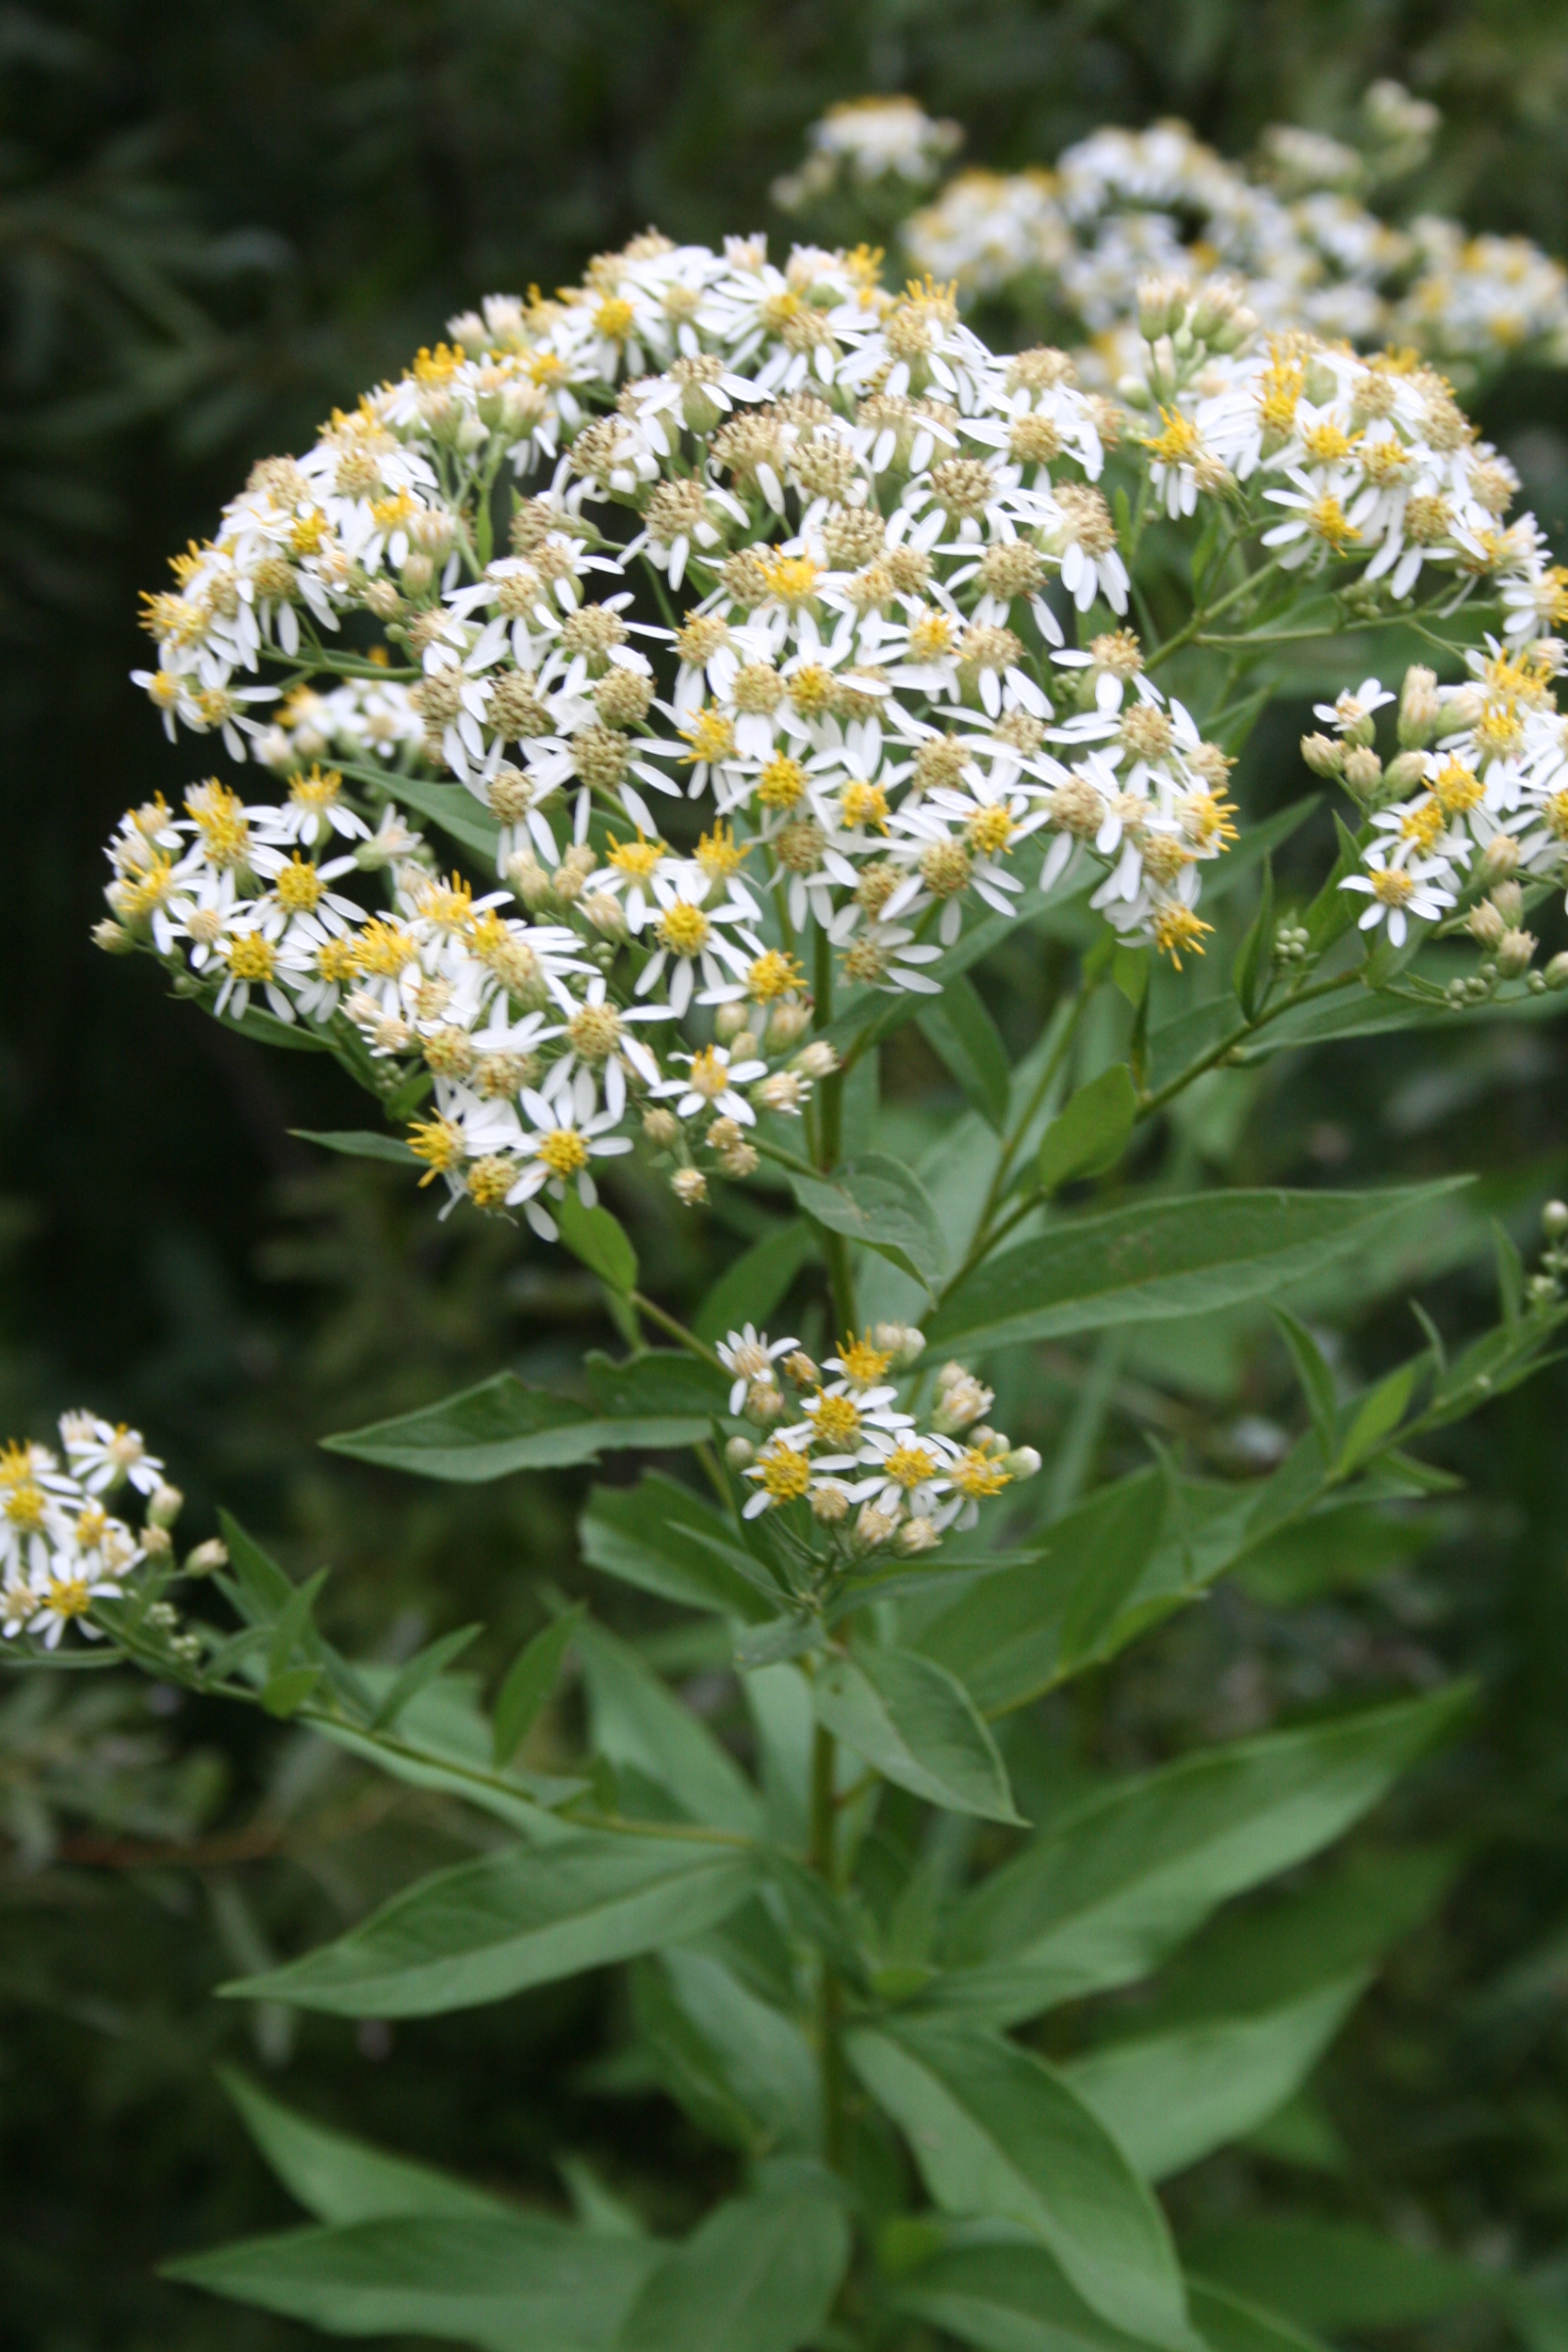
8, 1, 1568, 2344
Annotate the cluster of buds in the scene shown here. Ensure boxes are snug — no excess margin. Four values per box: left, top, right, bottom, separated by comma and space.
1531, 1200, 1568, 1308
1121, 274, 1258, 407
644, 1037, 840, 1205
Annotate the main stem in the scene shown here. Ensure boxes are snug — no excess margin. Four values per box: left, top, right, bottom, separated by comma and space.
809, 1716, 848, 2172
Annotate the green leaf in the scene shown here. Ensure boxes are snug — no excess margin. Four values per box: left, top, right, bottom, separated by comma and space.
890, 2230, 1167, 2352
221, 1833, 757, 2017
321, 1364, 718, 1481
788, 1153, 947, 1292
582, 1350, 730, 1421
1061, 1975, 1364, 2180
218, 1511, 294, 1614
615, 2183, 851, 2352
850, 2018, 1194, 2352
318, 1669, 580, 1838
1231, 857, 1275, 1022
368, 768, 503, 862
1187, 2281, 1335, 2352
1184, 2220, 1489, 2331
580, 1476, 776, 1620
632, 1948, 820, 2155
813, 1645, 1024, 1824
260, 1663, 322, 1720
1271, 1311, 1338, 1452
368, 1624, 482, 1732
920, 975, 1011, 1130
493, 1609, 583, 1767
163, 2213, 661, 2352
929, 1182, 1468, 1356
290, 1128, 419, 1165
1332, 1359, 1417, 1478
694, 1219, 817, 1346
219, 2066, 513, 2224
576, 1617, 762, 1836
558, 1191, 639, 1294
1056, 1468, 1168, 1673
938, 1686, 1467, 2021
268, 1566, 328, 1682
1037, 1067, 1138, 1197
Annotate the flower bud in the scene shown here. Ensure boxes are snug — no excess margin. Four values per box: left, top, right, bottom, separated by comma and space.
1544, 952, 1568, 991
363, 577, 402, 620
725, 1434, 756, 1468
745, 1378, 786, 1425
400, 550, 434, 596
895, 1515, 940, 1555
1382, 750, 1429, 795
1497, 927, 1538, 978
1137, 275, 1187, 341
147, 1482, 185, 1530
1003, 1446, 1043, 1479
766, 999, 811, 1049
730, 1030, 760, 1063
782, 1350, 820, 1388
581, 891, 627, 939
713, 1001, 749, 1041
1543, 1200, 1568, 1239
183, 1538, 229, 1576
92, 919, 135, 955
1397, 664, 1442, 746
643, 1106, 679, 1146
1341, 745, 1383, 801
671, 1167, 709, 1207
1478, 833, 1521, 883
810, 1481, 851, 1525
756, 1071, 806, 1114
1491, 879, 1525, 925
874, 1322, 926, 1368
792, 1039, 840, 1079
141, 1524, 173, 1560
144, 1600, 178, 1626
1300, 731, 1346, 778
1467, 899, 1506, 947
411, 508, 456, 558
855, 1503, 898, 1548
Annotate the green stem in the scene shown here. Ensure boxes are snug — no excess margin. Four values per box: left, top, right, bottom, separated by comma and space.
1133, 965, 1362, 1120
809, 1716, 849, 2172
629, 1290, 724, 1370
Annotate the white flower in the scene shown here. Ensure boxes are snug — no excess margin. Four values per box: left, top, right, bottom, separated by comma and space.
716, 1326, 799, 1415
1340, 843, 1456, 945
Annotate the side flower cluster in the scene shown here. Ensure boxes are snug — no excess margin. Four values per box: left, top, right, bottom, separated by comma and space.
720, 1324, 1040, 1557
1, 1417, 220, 1652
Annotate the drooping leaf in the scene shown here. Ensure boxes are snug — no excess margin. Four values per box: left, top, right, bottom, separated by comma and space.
576, 1617, 762, 1836
1037, 1066, 1138, 1197
929, 1183, 1468, 1355
290, 1129, 420, 1165
580, 1476, 776, 1619
850, 2017, 1194, 2352
557, 1192, 639, 1294
163, 2213, 661, 2352
920, 974, 1012, 1130
1060, 1976, 1365, 2180
788, 1154, 948, 1292
321, 1363, 720, 1481
493, 1610, 583, 1767
219, 2066, 513, 2225
221, 1834, 757, 2017
937, 1687, 1466, 2021
813, 1645, 1024, 1824
615, 2181, 851, 2352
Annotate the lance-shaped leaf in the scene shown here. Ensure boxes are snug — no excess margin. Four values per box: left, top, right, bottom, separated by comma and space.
1187, 2282, 1335, 2352
1183, 2218, 1494, 2331
890, 2230, 1172, 2352
1037, 1066, 1137, 1196
694, 1219, 818, 1345
814, 1645, 1024, 1824
322, 1353, 726, 1481
580, 1476, 776, 1620
937, 1686, 1466, 2021
928, 1182, 1468, 1355
788, 1154, 947, 1292
616, 2180, 851, 2352
493, 1610, 583, 1768
221, 1833, 756, 2017
219, 2066, 514, 2224
576, 1617, 763, 1836
163, 2213, 662, 2352
1060, 1975, 1365, 2180
291, 1129, 420, 1165
850, 2017, 1194, 2352
557, 1191, 639, 1294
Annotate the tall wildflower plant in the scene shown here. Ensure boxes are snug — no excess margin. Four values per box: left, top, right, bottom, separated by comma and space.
9, 225, 1568, 2346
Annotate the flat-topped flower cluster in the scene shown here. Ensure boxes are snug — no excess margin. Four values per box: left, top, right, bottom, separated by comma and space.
1, 1416, 218, 1652
791, 91, 1568, 392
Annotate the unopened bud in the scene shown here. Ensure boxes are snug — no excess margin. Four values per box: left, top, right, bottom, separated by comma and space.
792, 1039, 839, 1079
643, 1106, 679, 1147
183, 1538, 229, 1576
1137, 275, 1187, 340
1341, 745, 1383, 800
1467, 899, 1505, 947
93, 918, 136, 954
756, 1071, 806, 1114
1491, 879, 1525, 924
504, 849, 551, 907
140, 1524, 173, 1560
1544, 951, 1568, 991
363, 577, 402, 620
745, 1378, 785, 1424
730, 1030, 760, 1063
810, 1481, 851, 1524
1300, 731, 1346, 777
855, 1503, 898, 1548
411, 508, 456, 558
671, 1167, 709, 1207
1382, 750, 1429, 795
1497, 927, 1538, 978
1478, 833, 1521, 883
766, 1000, 811, 1048
147, 1482, 184, 1529
895, 1515, 940, 1555
1543, 1200, 1568, 1239
713, 1001, 749, 1041
1003, 1446, 1043, 1479
782, 1350, 820, 1388
400, 550, 434, 596
581, 891, 627, 939
874, 1322, 926, 1368
1397, 664, 1441, 745
144, 1600, 177, 1626
725, 1434, 756, 1468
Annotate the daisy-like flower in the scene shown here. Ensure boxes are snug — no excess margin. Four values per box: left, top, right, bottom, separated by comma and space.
631, 869, 757, 1015
741, 1428, 819, 1516
57, 1414, 166, 1498
1340, 842, 1457, 944
24, 1538, 133, 1649
506, 1087, 634, 1236
653, 1043, 769, 1127
716, 1326, 800, 1416
544, 975, 670, 1119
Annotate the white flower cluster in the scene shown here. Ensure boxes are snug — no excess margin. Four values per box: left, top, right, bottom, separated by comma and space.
772, 96, 963, 210
1304, 646, 1568, 974
894, 94, 1568, 386
1, 1416, 214, 1652
719, 1322, 1039, 1556
106, 231, 1274, 1228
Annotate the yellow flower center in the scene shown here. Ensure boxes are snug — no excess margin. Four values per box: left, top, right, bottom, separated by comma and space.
408, 1116, 465, 1183
757, 754, 808, 810
1306, 495, 1361, 551
884, 1443, 938, 1490
953, 1448, 1012, 1498
1398, 800, 1446, 852
273, 855, 324, 912
681, 710, 737, 766
658, 902, 710, 956
1370, 867, 1415, 906
225, 933, 276, 982
410, 341, 466, 383
746, 949, 803, 1002
567, 1003, 623, 1059
967, 804, 1016, 857
1431, 759, 1483, 816
316, 937, 358, 983
289, 762, 343, 810
1151, 905, 1213, 967
809, 1392, 862, 1448
4, 1480, 47, 1529
1143, 407, 1202, 466
186, 780, 251, 866
686, 1048, 729, 1099
537, 1128, 590, 1179
908, 609, 955, 662
1301, 422, 1358, 465
757, 1445, 812, 1502
289, 512, 330, 557
593, 298, 635, 342
608, 833, 666, 879
841, 780, 890, 831
759, 553, 821, 606
837, 1333, 893, 1386
47, 1576, 93, 1620
353, 918, 416, 976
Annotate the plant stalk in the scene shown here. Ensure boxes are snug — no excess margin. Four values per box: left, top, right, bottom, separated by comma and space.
809, 1716, 849, 2172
